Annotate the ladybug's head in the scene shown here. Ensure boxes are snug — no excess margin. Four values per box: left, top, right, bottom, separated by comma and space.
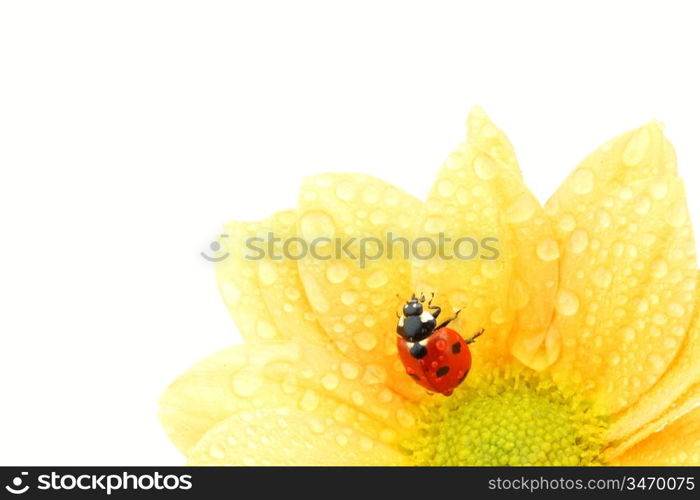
403, 293, 425, 316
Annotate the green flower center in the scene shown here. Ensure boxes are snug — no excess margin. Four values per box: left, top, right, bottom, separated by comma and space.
406, 370, 609, 466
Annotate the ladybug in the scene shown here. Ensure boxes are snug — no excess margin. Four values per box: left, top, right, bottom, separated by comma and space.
396, 293, 484, 396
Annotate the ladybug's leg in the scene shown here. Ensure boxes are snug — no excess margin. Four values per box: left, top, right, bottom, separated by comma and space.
436, 308, 461, 330
465, 328, 485, 344
428, 305, 441, 321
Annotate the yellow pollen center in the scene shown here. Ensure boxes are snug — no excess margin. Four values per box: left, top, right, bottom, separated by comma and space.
406, 371, 609, 466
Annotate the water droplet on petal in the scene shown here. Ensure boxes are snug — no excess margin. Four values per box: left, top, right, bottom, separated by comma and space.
536, 238, 560, 261
341, 290, 358, 305
423, 216, 447, 234
326, 262, 349, 284
321, 372, 339, 391
221, 281, 241, 307
340, 361, 360, 380
300, 211, 336, 240
556, 289, 580, 316
258, 260, 278, 285
572, 168, 595, 195
473, 154, 497, 179
335, 181, 356, 200
570, 229, 589, 254
592, 267, 612, 288
303, 276, 330, 313
667, 199, 688, 228
650, 259, 668, 279
209, 443, 225, 459
299, 389, 319, 411
256, 320, 278, 339
232, 369, 265, 397
559, 214, 576, 232
366, 270, 388, 288
354, 331, 377, 351
504, 193, 536, 223
623, 128, 650, 166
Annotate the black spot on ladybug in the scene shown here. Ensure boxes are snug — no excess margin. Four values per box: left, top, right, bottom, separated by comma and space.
451, 342, 461, 354
436, 366, 450, 377
409, 373, 420, 381
458, 370, 469, 383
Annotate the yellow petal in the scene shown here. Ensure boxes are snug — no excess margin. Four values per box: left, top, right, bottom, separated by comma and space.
296, 173, 427, 400
216, 219, 284, 342
611, 401, 700, 465
187, 407, 409, 465
159, 340, 419, 457
252, 210, 331, 346
413, 108, 558, 371
606, 383, 700, 461
607, 272, 700, 442
467, 106, 522, 178
547, 122, 697, 415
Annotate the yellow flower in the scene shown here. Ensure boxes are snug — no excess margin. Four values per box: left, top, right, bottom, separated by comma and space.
159, 108, 699, 466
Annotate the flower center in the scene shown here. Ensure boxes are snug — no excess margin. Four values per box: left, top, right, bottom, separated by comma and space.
405, 370, 609, 466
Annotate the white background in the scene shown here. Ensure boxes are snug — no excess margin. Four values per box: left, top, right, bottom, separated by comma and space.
1, 1, 699, 465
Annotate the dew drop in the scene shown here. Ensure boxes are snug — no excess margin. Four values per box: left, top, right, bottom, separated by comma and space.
335, 181, 356, 201
209, 443, 225, 459
232, 369, 265, 398
362, 185, 381, 204
556, 289, 580, 316
481, 260, 505, 279
256, 319, 278, 339
340, 290, 358, 305
423, 216, 447, 234
321, 372, 340, 391
473, 154, 497, 179
592, 267, 613, 288
621, 327, 636, 342
572, 168, 595, 195
503, 193, 536, 223
559, 214, 577, 232
366, 270, 389, 288
221, 281, 242, 307
650, 259, 668, 279
340, 361, 360, 380
623, 128, 650, 166
299, 389, 320, 411
370, 210, 388, 226
650, 179, 668, 199
437, 179, 456, 196
335, 433, 349, 447
299, 211, 336, 240
536, 238, 560, 261
596, 209, 612, 228
354, 331, 377, 351
380, 428, 397, 444
667, 199, 688, 228
258, 260, 278, 285
359, 437, 374, 451
301, 275, 331, 313
570, 229, 589, 254
326, 262, 349, 284
445, 152, 466, 170
351, 390, 365, 406
397, 409, 416, 428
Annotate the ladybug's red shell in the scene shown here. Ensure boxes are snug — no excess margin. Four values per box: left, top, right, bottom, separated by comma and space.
397, 327, 472, 396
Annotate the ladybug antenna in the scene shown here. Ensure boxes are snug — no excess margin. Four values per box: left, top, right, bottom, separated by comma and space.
420, 293, 425, 303
411, 292, 416, 301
